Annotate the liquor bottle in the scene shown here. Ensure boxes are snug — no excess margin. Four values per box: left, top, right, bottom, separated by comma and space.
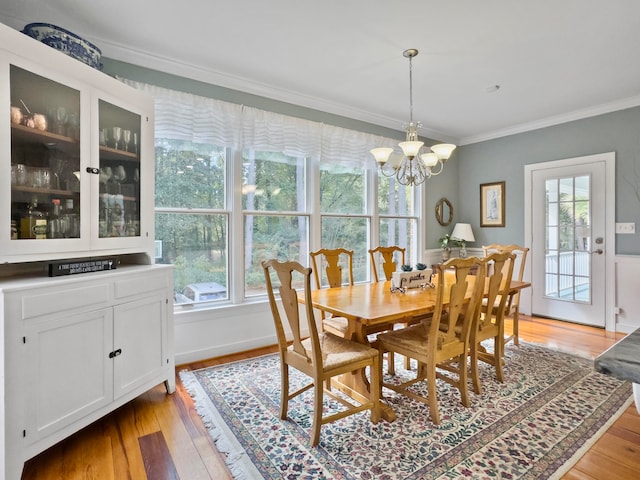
20, 198, 47, 239
62, 198, 79, 238
48, 198, 62, 238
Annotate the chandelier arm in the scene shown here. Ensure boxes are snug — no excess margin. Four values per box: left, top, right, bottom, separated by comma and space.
427, 159, 445, 176
379, 162, 398, 178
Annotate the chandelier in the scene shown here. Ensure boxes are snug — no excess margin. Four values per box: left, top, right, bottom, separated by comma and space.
371, 49, 456, 186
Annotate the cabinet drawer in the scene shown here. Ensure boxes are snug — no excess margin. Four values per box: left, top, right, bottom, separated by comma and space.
22, 284, 110, 320
114, 274, 168, 300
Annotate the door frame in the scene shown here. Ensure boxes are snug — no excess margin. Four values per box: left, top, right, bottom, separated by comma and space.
523, 152, 616, 331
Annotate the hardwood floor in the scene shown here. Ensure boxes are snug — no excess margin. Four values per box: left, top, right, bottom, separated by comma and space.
21, 316, 640, 479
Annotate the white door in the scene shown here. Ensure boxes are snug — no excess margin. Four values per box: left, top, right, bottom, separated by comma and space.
526, 153, 614, 328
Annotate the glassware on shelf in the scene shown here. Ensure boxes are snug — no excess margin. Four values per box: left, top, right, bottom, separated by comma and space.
15, 164, 27, 186
54, 106, 68, 136
112, 126, 122, 150
20, 198, 47, 239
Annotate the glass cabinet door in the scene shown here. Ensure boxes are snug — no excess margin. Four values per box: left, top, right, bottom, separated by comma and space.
98, 100, 141, 238
10, 65, 81, 241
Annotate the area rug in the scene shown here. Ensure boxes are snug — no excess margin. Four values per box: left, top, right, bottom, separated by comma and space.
180, 342, 632, 480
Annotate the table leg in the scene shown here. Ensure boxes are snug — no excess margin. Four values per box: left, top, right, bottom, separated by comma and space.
330, 319, 396, 422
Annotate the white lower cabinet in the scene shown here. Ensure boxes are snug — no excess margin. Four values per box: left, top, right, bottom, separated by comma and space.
0, 265, 174, 479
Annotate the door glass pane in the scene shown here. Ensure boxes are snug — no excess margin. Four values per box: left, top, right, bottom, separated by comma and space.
544, 175, 591, 303
99, 100, 141, 238
10, 65, 81, 240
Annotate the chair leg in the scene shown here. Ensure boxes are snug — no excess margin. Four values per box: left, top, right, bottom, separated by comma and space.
404, 355, 412, 370
512, 307, 520, 346
426, 364, 440, 425
458, 353, 470, 407
280, 364, 289, 420
310, 380, 323, 447
387, 351, 396, 375
470, 341, 482, 395
494, 336, 505, 383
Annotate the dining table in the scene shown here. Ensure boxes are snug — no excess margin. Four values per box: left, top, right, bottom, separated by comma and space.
299, 277, 531, 422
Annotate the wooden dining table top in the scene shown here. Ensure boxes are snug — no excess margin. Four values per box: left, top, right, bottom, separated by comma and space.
302, 279, 531, 328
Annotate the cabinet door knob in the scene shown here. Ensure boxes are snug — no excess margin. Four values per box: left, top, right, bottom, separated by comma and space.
108, 348, 122, 359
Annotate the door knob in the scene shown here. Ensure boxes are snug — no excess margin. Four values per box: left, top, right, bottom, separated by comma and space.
591, 249, 603, 255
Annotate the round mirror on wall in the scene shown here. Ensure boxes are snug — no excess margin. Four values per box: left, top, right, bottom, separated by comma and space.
435, 198, 453, 226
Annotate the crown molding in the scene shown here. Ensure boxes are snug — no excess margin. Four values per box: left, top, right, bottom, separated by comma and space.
459, 94, 640, 145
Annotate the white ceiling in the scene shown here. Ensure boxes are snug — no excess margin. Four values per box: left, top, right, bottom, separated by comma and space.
2, 1, 640, 145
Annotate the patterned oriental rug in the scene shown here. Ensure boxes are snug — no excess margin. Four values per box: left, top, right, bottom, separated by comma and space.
180, 342, 632, 480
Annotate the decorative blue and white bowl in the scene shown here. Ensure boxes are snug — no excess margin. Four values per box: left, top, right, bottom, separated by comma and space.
22, 23, 102, 70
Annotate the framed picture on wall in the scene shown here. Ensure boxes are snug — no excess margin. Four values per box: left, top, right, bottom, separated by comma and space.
480, 181, 505, 227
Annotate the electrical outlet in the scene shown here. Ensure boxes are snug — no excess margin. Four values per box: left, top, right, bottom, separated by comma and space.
615, 222, 636, 234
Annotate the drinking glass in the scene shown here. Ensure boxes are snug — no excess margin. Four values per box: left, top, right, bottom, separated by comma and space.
16, 164, 27, 186
112, 127, 122, 150
54, 107, 68, 136
123, 130, 131, 152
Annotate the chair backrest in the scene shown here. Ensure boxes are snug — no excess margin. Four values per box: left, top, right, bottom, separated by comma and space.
482, 244, 528, 283
309, 248, 354, 290
368, 245, 406, 282
262, 259, 321, 369
429, 256, 486, 350
478, 251, 516, 332
482, 244, 529, 311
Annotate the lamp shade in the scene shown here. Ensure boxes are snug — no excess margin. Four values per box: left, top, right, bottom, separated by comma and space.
451, 223, 475, 243
431, 143, 456, 160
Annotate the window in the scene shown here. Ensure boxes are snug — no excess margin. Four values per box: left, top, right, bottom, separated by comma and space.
319, 162, 369, 281
124, 79, 424, 308
378, 175, 418, 268
243, 150, 309, 296
154, 139, 229, 305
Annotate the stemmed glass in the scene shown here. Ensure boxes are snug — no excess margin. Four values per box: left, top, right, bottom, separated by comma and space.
123, 130, 131, 152
112, 127, 122, 150
54, 107, 68, 136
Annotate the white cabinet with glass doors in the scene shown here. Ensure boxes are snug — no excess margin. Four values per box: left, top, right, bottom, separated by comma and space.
0, 23, 154, 264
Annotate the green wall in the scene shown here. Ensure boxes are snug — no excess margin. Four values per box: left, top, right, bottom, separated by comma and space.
457, 106, 640, 255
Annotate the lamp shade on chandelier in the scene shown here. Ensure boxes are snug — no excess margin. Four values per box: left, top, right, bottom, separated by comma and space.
371, 49, 456, 186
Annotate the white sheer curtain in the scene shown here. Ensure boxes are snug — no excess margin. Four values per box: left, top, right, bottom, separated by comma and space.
120, 78, 397, 169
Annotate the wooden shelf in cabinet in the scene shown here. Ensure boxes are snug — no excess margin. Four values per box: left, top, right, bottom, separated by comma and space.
12, 185, 75, 197
99, 146, 138, 162
11, 123, 78, 147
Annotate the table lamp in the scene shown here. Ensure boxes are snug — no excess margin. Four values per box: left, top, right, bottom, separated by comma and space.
451, 223, 475, 258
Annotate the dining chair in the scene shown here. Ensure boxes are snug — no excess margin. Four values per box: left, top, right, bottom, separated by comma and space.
469, 251, 516, 395
311, 248, 396, 372
482, 244, 529, 345
262, 258, 381, 446
369, 245, 405, 283
309, 248, 355, 336
376, 256, 486, 425
369, 245, 426, 373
